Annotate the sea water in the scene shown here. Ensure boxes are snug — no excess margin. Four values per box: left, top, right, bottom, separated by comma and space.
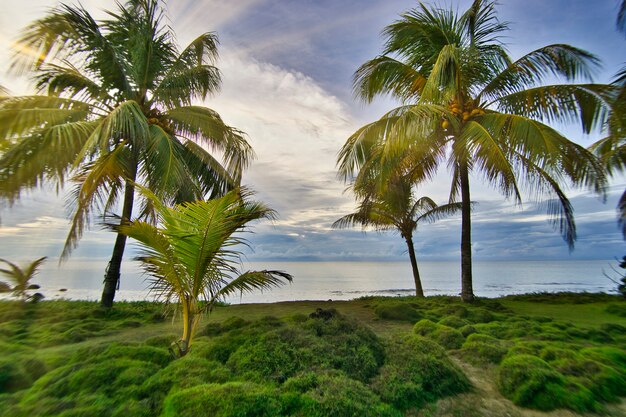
5, 259, 619, 303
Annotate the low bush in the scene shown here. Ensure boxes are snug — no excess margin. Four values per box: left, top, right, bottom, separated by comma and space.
432, 327, 464, 350
161, 382, 284, 417
413, 320, 464, 349
0, 359, 31, 393
413, 319, 439, 336
226, 313, 384, 383
373, 302, 421, 322
459, 324, 477, 337
371, 336, 470, 411
605, 303, 626, 317
498, 354, 598, 412
438, 316, 469, 329
285, 371, 400, 417
460, 334, 509, 364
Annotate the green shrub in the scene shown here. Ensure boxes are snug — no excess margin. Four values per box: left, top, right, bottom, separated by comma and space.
225, 314, 384, 383
0, 359, 31, 393
498, 355, 598, 412
142, 356, 230, 394
227, 328, 317, 383
143, 334, 178, 348
438, 316, 469, 328
111, 399, 153, 417
221, 316, 250, 330
100, 343, 172, 367
505, 341, 550, 358
460, 334, 509, 364
605, 303, 626, 317
413, 320, 463, 349
284, 372, 400, 417
552, 356, 626, 402
459, 324, 477, 337
161, 382, 283, 417
579, 347, 626, 369
373, 302, 421, 322
138, 356, 231, 415
66, 359, 159, 397
371, 336, 470, 411
600, 322, 626, 335
432, 327, 464, 350
413, 319, 438, 336
467, 308, 496, 323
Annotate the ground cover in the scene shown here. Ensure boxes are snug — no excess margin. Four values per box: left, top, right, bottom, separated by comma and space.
0, 293, 624, 416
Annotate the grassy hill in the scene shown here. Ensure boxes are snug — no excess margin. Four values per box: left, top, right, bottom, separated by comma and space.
0, 293, 624, 416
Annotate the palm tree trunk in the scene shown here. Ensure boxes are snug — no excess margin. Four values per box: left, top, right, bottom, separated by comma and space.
459, 160, 475, 303
178, 297, 198, 357
100, 165, 137, 308
405, 236, 424, 297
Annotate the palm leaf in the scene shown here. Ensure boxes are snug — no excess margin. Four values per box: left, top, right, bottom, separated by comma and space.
213, 270, 292, 303
480, 45, 601, 101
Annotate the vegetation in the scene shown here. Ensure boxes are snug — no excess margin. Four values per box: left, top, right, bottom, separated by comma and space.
0, 0, 252, 308
0, 293, 623, 416
338, 0, 611, 302
334, 176, 462, 297
589, 0, 626, 235
0, 257, 47, 301
118, 188, 292, 356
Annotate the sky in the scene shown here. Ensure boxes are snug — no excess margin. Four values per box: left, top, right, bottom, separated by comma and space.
0, 0, 625, 271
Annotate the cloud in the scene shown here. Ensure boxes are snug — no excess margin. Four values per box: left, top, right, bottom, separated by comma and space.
0, 0, 624, 272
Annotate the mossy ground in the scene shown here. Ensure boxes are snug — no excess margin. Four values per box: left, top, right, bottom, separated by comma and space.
0, 293, 624, 416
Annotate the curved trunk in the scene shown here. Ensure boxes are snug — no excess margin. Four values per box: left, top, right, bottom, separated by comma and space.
405, 236, 424, 297
459, 160, 474, 303
100, 163, 138, 308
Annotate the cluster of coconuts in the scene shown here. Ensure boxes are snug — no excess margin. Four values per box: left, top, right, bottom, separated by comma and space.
441, 99, 486, 129
147, 114, 173, 133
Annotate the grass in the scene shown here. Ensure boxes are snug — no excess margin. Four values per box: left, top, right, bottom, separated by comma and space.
0, 293, 624, 416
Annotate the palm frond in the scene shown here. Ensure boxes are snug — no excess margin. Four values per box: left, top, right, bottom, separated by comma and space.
35, 63, 111, 105
618, 0, 626, 35
353, 56, 426, 103
419, 44, 462, 104
153, 32, 221, 107
461, 0, 509, 46
480, 45, 601, 101
458, 119, 521, 201
492, 84, 615, 134
13, 3, 130, 93
213, 270, 292, 302
514, 152, 577, 249
62, 145, 130, 259
415, 201, 464, 224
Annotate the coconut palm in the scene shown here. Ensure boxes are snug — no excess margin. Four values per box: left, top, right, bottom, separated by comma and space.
0, 0, 252, 307
0, 257, 47, 301
589, 1, 626, 236
333, 176, 462, 297
118, 188, 292, 357
338, 0, 610, 302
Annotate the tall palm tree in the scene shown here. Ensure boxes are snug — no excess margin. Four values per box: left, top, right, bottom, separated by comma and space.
338, 0, 610, 302
118, 188, 292, 357
589, 0, 626, 236
333, 176, 462, 297
0, 0, 252, 307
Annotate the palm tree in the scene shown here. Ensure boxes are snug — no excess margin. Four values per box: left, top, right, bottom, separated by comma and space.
333, 176, 462, 297
589, 0, 626, 236
0, 257, 47, 301
338, 0, 610, 302
118, 188, 292, 357
0, 0, 252, 307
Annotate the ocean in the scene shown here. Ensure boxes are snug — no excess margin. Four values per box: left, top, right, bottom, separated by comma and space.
5, 259, 619, 303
